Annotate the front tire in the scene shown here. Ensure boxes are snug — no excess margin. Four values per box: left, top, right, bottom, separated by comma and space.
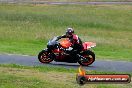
78, 50, 95, 66
38, 50, 53, 63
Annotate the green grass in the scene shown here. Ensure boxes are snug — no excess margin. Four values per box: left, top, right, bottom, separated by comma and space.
0, 4, 132, 61
29, 0, 131, 2
3, 0, 131, 2
0, 64, 132, 74
0, 64, 131, 88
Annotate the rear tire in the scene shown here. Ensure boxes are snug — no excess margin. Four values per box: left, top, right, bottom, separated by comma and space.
38, 50, 53, 63
78, 50, 95, 66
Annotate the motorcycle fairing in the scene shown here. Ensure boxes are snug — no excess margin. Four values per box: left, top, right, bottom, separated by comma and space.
59, 38, 72, 49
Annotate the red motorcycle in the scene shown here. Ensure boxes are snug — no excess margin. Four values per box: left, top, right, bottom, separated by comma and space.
38, 37, 96, 66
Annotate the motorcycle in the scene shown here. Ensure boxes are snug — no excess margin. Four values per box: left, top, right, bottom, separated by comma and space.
38, 37, 96, 66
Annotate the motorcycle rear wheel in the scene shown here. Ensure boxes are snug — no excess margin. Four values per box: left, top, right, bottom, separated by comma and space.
38, 50, 53, 63
78, 50, 95, 66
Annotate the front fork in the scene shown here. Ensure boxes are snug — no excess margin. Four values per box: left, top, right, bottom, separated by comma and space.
44, 48, 55, 60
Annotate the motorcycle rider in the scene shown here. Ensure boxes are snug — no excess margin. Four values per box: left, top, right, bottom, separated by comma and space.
56, 28, 83, 60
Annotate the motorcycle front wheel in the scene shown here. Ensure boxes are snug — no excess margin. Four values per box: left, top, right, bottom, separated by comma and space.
38, 50, 53, 63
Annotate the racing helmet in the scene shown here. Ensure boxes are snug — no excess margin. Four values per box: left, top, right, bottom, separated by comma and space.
66, 28, 74, 37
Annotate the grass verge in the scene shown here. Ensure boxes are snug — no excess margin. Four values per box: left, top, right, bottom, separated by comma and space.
0, 64, 131, 88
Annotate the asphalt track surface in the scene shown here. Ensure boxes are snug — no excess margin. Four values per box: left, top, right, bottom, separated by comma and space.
0, 54, 132, 72
0, 0, 132, 5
